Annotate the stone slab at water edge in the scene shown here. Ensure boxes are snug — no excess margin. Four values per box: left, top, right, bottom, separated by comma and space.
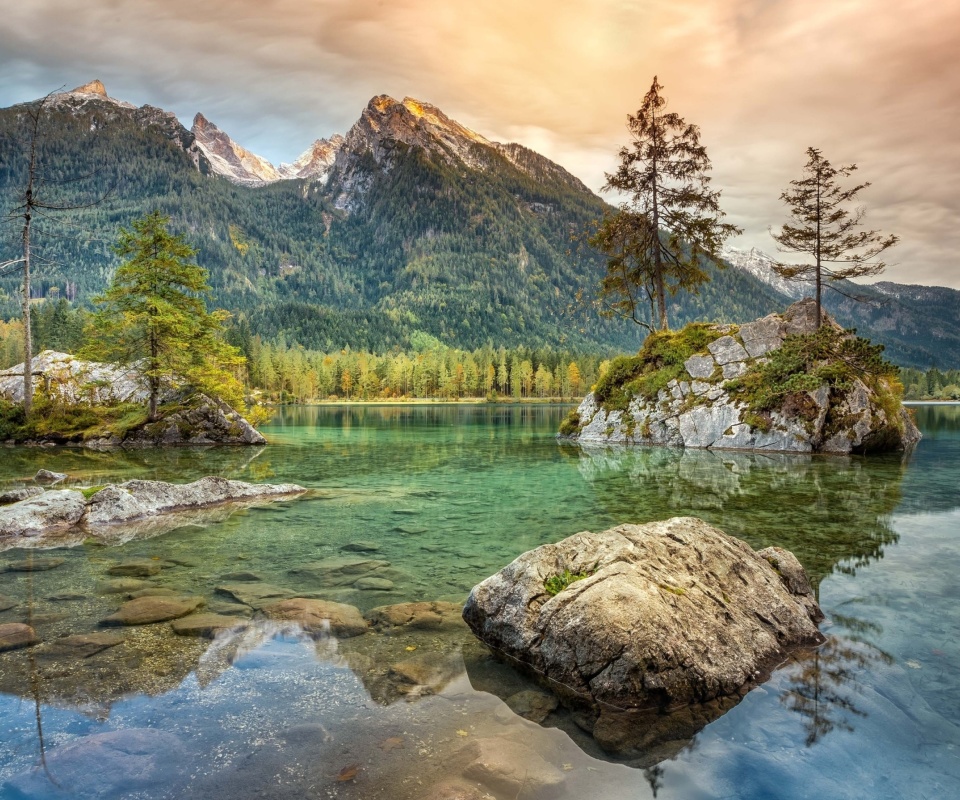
462, 517, 825, 758
0, 476, 305, 543
563, 299, 921, 454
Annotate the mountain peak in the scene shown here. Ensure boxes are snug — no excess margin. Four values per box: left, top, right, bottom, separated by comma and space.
69, 79, 107, 97
191, 113, 281, 186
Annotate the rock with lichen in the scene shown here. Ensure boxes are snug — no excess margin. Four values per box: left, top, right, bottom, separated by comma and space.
563, 299, 920, 454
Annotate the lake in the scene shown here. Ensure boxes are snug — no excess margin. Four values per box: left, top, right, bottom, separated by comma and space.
0, 403, 958, 798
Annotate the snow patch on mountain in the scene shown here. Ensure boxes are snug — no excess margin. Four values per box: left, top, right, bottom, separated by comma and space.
722, 246, 805, 300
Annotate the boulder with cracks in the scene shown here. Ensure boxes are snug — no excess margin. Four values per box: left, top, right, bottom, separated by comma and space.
462, 517, 825, 757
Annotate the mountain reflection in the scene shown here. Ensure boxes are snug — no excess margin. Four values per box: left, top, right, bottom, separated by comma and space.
569, 443, 907, 587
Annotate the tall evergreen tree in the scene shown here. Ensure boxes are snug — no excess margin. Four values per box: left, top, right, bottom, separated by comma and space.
88, 211, 244, 419
771, 147, 898, 328
592, 76, 741, 331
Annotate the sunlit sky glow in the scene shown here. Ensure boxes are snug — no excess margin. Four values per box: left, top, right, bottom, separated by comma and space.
1, 0, 958, 287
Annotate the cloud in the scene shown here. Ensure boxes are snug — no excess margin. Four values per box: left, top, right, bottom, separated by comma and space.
0, 0, 957, 286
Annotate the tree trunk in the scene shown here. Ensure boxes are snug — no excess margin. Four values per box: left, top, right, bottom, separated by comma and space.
22, 205, 33, 418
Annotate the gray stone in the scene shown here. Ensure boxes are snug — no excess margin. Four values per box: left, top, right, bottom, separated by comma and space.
101, 595, 204, 626
0, 487, 44, 506
262, 597, 368, 637
707, 335, 749, 365
0, 489, 86, 537
0, 622, 39, 652
685, 354, 715, 379
721, 360, 749, 380
216, 582, 294, 609
341, 540, 381, 552
463, 518, 824, 717
85, 476, 305, 527
106, 560, 162, 577
38, 632, 125, 659
504, 689, 559, 723
218, 571, 262, 582
3, 556, 66, 572
365, 601, 467, 632
34, 469, 67, 485
690, 380, 711, 396
353, 576, 395, 591
461, 738, 565, 796
570, 300, 921, 455
739, 315, 785, 357
170, 613, 249, 638
98, 578, 153, 594
0, 593, 17, 611
288, 556, 392, 587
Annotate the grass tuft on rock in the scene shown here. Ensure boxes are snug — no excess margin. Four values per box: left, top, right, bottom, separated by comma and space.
544, 565, 597, 596
723, 326, 900, 419
593, 324, 726, 411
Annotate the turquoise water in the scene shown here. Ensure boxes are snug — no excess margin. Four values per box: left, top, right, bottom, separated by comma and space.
0, 403, 958, 798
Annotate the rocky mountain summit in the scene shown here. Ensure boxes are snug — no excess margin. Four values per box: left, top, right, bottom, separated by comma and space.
463, 517, 825, 759
564, 299, 921, 454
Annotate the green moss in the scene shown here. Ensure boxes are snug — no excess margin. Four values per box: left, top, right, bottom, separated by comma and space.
658, 583, 687, 596
558, 410, 581, 436
544, 563, 598, 596
80, 485, 106, 499
0, 397, 149, 443
725, 326, 899, 417
592, 323, 726, 411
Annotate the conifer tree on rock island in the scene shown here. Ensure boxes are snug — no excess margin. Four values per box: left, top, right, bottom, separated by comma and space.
591, 76, 741, 332
771, 147, 898, 329
88, 211, 244, 421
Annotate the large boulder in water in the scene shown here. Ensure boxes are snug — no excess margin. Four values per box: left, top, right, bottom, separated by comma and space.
564, 299, 921, 454
462, 518, 824, 755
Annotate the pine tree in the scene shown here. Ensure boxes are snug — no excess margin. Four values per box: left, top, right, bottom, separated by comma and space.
592, 76, 741, 331
771, 147, 898, 328
88, 211, 244, 420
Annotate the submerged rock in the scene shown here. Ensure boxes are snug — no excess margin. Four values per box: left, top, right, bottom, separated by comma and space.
37, 632, 125, 659
170, 613, 249, 638
2, 728, 187, 799
462, 518, 824, 756
261, 597, 369, 637
461, 737, 565, 796
101, 595, 205, 626
567, 299, 921, 454
366, 601, 467, 632
0, 594, 16, 612
0, 622, 39, 652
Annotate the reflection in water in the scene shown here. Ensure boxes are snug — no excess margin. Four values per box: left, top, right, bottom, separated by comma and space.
780, 628, 892, 746
569, 444, 906, 587
1, 404, 959, 798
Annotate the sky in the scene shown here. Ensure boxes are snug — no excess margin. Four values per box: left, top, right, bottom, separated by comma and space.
1, 0, 958, 288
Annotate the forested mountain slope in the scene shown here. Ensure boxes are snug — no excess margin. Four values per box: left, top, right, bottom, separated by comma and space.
0, 83, 951, 365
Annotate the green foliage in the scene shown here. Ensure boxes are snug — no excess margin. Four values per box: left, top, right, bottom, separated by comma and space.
725, 326, 899, 414
593, 323, 724, 410
80, 485, 106, 499
559, 410, 581, 436
544, 565, 597, 596
594, 77, 740, 331
85, 211, 246, 415
0, 394, 148, 443
771, 147, 898, 321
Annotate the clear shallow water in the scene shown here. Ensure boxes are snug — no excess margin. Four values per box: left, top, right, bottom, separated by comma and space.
0, 403, 957, 798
